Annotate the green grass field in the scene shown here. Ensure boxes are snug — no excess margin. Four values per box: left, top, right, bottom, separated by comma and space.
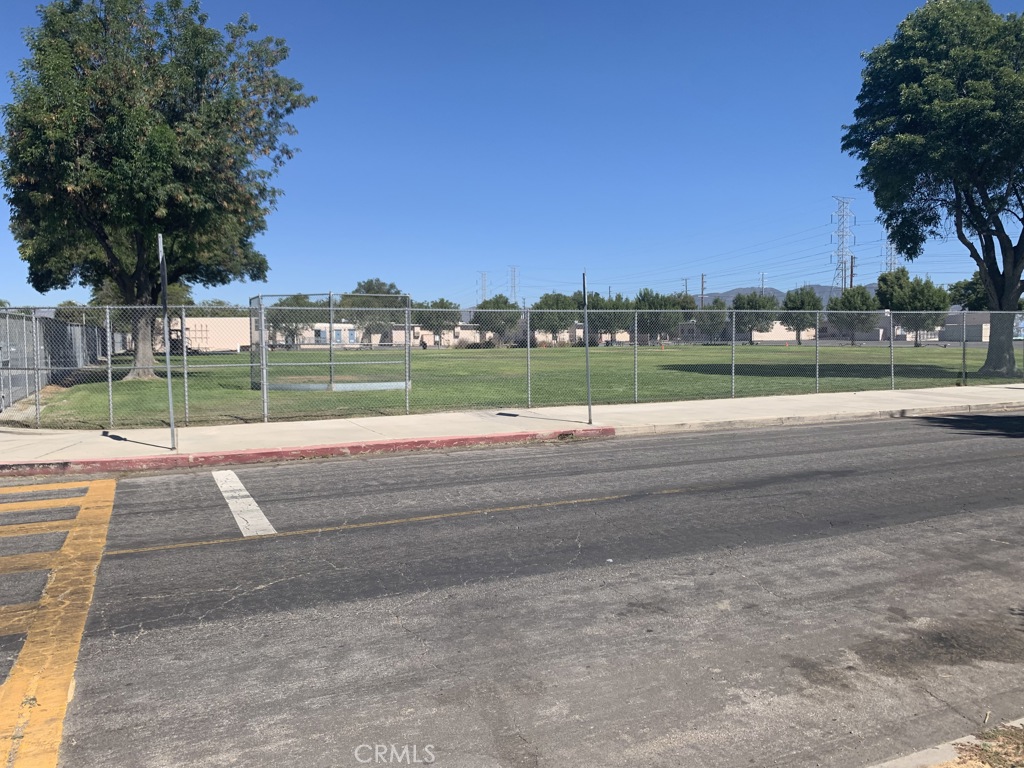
14, 343, 1019, 429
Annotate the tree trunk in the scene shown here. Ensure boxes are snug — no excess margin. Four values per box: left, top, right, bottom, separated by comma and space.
124, 307, 158, 380
796, 329, 802, 346
980, 311, 1019, 376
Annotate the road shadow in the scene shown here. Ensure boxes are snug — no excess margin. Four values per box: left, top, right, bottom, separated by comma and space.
916, 413, 1024, 439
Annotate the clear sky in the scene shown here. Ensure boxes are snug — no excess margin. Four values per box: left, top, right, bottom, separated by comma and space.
1, 0, 1019, 308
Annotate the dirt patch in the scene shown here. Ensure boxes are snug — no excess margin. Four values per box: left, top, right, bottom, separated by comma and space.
936, 724, 1024, 767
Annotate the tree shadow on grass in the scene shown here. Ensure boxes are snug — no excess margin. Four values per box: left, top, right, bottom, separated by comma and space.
659, 362, 961, 380
915, 414, 1024, 439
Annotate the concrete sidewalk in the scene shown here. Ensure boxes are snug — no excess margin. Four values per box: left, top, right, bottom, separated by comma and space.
2, 383, 1023, 476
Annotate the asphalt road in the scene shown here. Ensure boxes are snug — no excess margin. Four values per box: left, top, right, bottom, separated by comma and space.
45, 413, 1024, 766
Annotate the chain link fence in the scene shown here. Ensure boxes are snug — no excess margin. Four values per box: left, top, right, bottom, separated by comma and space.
1, 303, 1022, 429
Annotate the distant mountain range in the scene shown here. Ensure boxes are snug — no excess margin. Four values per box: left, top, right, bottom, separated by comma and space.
706, 284, 879, 306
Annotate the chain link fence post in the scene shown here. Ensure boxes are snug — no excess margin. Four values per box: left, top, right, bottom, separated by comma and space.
31, 314, 41, 428
814, 311, 820, 394
889, 311, 895, 390
181, 306, 190, 425
105, 307, 114, 428
259, 299, 269, 423
730, 311, 736, 398
526, 307, 532, 407
961, 312, 967, 386
405, 301, 411, 415
328, 292, 335, 391
633, 310, 639, 403
3, 311, 11, 412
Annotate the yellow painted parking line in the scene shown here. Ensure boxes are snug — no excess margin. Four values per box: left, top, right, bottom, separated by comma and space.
0, 479, 116, 768
0, 521, 71, 539
0, 500, 81, 516
0, 483, 90, 496
0, 552, 55, 576
0, 603, 38, 636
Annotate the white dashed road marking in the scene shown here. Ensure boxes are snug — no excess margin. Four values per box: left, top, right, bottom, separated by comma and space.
212, 470, 277, 537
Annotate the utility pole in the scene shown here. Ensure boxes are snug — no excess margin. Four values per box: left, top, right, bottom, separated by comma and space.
759, 272, 766, 297
478, 271, 488, 303
700, 273, 707, 309
683, 278, 689, 296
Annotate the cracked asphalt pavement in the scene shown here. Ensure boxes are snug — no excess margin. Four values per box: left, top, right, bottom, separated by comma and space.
48, 413, 1024, 767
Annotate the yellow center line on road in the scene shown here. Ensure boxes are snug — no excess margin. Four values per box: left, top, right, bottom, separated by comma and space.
105, 487, 688, 558
0, 479, 116, 768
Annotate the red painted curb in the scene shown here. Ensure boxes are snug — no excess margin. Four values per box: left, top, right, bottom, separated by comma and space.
0, 427, 616, 477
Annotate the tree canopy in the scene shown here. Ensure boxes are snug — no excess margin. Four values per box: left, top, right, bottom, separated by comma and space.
337, 278, 407, 346
779, 286, 823, 345
412, 298, 461, 344
876, 267, 951, 346
731, 292, 778, 342
471, 294, 520, 342
827, 286, 881, 345
1, 0, 315, 376
841, 0, 1024, 372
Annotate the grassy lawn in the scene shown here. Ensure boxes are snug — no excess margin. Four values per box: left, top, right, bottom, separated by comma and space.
13, 343, 1017, 429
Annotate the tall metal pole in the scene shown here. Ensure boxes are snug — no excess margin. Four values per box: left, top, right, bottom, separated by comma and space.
583, 272, 592, 424
158, 234, 177, 449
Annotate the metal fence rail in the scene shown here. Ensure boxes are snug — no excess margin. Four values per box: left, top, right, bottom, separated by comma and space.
1, 304, 1022, 429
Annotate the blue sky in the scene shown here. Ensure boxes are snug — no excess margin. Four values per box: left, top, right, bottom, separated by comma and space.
1, 0, 1018, 308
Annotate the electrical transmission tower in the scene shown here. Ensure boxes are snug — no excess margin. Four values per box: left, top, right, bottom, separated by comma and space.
883, 238, 900, 273
508, 266, 519, 303
830, 196, 855, 298
478, 271, 488, 303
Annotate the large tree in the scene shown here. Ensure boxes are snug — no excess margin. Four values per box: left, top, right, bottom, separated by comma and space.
841, 0, 1024, 374
338, 278, 407, 347
634, 289, 694, 340
471, 294, 520, 344
530, 292, 579, 342
1, 0, 315, 378
731, 292, 778, 344
779, 286, 823, 345
264, 293, 324, 348
412, 298, 461, 346
827, 285, 881, 346
876, 267, 951, 346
